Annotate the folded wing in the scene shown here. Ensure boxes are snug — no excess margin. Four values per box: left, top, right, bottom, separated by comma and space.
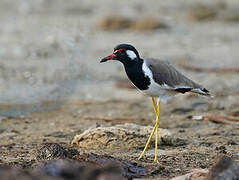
146, 58, 210, 95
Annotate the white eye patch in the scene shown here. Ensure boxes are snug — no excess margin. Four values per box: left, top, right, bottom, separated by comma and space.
126, 50, 137, 60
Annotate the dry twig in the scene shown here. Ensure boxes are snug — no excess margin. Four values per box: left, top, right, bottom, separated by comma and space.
201, 114, 239, 124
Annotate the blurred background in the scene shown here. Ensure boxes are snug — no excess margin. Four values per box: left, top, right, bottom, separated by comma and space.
0, 0, 239, 116
0, 1, 239, 179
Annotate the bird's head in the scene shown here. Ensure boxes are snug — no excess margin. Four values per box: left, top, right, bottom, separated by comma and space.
100, 44, 140, 64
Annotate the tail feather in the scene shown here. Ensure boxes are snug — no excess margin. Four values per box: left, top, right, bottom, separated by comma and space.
191, 87, 213, 98
175, 88, 192, 94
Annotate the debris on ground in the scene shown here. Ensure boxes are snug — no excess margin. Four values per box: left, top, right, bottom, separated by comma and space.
171, 155, 239, 180
192, 114, 239, 124
36, 143, 78, 161
97, 16, 168, 31
71, 123, 187, 150
206, 155, 239, 180
0, 159, 126, 180
33, 143, 152, 179
171, 169, 208, 180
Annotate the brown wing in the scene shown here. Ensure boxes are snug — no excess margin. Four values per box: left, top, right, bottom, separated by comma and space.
146, 58, 209, 94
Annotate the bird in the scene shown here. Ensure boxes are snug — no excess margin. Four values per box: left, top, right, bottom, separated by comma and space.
100, 44, 210, 163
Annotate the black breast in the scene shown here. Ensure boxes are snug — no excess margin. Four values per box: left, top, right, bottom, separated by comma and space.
123, 61, 151, 90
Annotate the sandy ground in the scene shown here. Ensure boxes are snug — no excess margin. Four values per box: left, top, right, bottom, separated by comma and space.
0, 0, 239, 179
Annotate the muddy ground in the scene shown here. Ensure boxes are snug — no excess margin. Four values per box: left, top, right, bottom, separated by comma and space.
0, 0, 239, 179
1, 97, 239, 179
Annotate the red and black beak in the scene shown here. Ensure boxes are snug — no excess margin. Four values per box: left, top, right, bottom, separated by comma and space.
100, 53, 117, 63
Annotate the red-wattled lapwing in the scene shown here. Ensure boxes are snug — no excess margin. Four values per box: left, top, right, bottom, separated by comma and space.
100, 44, 210, 163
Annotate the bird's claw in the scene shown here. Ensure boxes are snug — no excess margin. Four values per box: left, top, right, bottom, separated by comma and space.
153, 158, 160, 164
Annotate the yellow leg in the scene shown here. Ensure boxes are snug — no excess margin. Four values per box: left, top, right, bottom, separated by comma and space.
154, 100, 160, 163
138, 97, 160, 162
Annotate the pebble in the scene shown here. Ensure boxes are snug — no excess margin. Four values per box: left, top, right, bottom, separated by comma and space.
192, 115, 203, 121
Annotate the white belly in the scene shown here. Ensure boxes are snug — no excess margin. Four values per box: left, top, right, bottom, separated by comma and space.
141, 60, 178, 102
141, 80, 177, 102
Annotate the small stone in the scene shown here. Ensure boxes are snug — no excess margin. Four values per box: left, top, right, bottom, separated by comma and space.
96, 122, 101, 128
193, 115, 203, 121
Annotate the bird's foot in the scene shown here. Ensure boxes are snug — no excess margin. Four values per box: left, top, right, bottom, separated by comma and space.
138, 152, 146, 160
153, 157, 160, 164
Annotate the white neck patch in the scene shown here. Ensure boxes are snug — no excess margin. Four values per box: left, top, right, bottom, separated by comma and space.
126, 50, 137, 60
142, 60, 153, 79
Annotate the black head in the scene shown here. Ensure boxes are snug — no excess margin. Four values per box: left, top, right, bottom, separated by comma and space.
100, 44, 140, 64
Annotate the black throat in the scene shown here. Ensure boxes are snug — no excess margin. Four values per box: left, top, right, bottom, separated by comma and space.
122, 59, 151, 90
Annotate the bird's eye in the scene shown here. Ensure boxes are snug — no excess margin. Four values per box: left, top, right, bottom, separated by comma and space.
121, 49, 126, 53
